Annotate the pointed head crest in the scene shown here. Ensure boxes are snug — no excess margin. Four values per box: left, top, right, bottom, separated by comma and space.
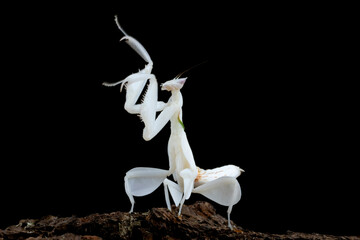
161, 61, 207, 91
161, 78, 187, 91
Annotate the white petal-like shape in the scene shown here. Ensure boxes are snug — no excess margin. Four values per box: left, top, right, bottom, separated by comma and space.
193, 177, 241, 206
195, 165, 244, 187
164, 179, 182, 207
180, 168, 197, 200
125, 167, 169, 197
180, 132, 196, 170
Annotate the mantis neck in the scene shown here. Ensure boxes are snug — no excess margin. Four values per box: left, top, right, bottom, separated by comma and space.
170, 90, 184, 134
171, 90, 182, 103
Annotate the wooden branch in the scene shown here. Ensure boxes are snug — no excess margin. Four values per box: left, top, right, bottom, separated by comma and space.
0, 201, 358, 240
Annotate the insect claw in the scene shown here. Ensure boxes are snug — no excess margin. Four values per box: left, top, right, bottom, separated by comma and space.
120, 36, 129, 42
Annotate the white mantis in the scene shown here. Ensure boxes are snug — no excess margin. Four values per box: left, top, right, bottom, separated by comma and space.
103, 16, 244, 230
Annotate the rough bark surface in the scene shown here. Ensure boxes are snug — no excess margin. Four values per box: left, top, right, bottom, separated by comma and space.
0, 201, 358, 240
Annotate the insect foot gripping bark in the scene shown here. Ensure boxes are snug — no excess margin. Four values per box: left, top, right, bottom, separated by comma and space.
103, 15, 244, 230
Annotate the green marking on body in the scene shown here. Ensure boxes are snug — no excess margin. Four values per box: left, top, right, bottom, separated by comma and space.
178, 114, 185, 129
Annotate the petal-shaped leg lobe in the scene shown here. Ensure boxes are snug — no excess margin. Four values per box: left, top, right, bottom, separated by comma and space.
124, 167, 169, 212
179, 168, 197, 200
195, 165, 244, 187
193, 176, 241, 207
125, 167, 169, 196
163, 179, 182, 210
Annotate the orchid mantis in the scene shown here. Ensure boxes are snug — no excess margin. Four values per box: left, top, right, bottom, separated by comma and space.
104, 16, 244, 230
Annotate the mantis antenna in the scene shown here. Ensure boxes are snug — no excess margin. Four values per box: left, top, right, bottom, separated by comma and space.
175, 60, 208, 79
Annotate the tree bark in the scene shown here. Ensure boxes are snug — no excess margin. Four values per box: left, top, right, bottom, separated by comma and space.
0, 201, 358, 240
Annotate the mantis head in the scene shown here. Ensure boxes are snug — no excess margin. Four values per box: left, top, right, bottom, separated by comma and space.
161, 61, 207, 92
161, 77, 187, 91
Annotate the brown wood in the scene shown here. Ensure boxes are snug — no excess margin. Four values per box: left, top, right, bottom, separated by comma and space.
1, 201, 358, 240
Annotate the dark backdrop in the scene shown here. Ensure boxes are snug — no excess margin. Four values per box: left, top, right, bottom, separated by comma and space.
2, 2, 358, 236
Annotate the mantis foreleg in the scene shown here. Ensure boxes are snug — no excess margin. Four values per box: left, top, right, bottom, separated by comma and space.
104, 17, 183, 141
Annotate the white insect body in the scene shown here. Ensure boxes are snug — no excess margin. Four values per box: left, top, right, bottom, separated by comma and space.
104, 16, 244, 230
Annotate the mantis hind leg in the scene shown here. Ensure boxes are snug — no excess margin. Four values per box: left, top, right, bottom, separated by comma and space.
193, 177, 242, 230
227, 205, 234, 230
124, 167, 169, 212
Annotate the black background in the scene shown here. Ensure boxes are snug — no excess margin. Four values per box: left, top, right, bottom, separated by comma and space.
1, 2, 358, 236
